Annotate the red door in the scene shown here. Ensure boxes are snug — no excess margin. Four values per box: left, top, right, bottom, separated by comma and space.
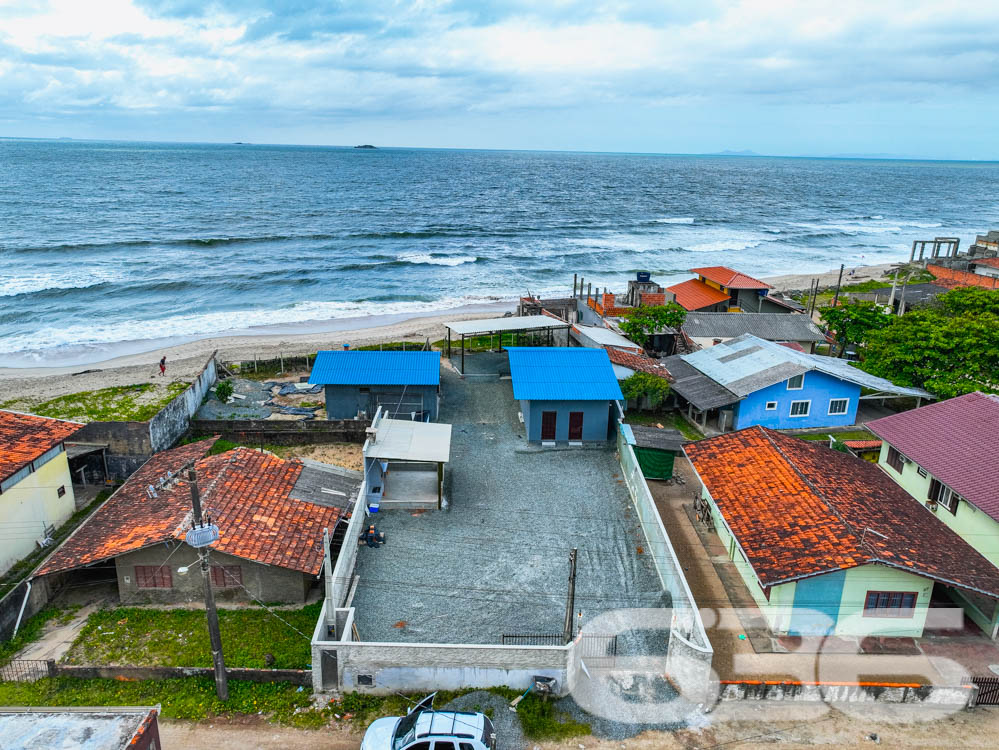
568, 411, 584, 440
541, 411, 557, 440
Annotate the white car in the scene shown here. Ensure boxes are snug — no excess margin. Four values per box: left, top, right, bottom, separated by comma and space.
360, 693, 497, 750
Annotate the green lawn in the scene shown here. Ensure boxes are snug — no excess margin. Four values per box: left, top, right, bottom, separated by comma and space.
797, 429, 876, 442
3, 382, 189, 422
64, 603, 322, 669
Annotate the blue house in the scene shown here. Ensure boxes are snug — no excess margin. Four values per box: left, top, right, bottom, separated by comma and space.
506, 347, 624, 443
309, 350, 441, 421
662, 334, 932, 432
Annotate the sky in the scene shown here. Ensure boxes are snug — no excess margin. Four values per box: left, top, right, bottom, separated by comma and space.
1, 0, 998, 158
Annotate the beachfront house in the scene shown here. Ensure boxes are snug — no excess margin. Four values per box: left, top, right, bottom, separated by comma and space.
36, 438, 359, 604
685, 426, 999, 638
866, 392, 999, 636
665, 266, 798, 313
681, 311, 827, 353
0, 411, 83, 576
661, 334, 932, 433
507, 347, 623, 443
309, 350, 441, 421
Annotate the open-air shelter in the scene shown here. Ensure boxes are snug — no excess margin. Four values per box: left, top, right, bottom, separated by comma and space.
444, 315, 571, 375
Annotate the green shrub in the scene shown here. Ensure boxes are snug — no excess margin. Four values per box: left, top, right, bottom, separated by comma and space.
214, 380, 235, 403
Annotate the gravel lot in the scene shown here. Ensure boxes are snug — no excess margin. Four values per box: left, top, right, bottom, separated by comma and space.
351, 354, 664, 644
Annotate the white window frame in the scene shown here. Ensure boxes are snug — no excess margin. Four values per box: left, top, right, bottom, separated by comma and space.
827, 398, 849, 416
789, 400, 811, 417
765, 401, 777, 411
786, 373, 804, 390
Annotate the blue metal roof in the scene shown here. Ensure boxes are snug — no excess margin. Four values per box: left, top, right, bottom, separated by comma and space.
308, 350, 440, 386
506, 347, 624, 401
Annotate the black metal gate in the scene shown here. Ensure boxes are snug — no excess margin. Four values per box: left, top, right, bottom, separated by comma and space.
577, 634, 618, 667
972, 676, 999, 705
0, 660, 52, 682
501, 633, 564, 646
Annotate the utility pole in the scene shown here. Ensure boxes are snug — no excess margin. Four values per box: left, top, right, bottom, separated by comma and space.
831, 264, 845, 307
562, 548, 578, 645
188, 469, 228, 700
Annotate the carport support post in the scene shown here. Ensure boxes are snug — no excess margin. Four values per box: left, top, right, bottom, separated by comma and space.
460, 334, 465, 375
189, 469, 229, 701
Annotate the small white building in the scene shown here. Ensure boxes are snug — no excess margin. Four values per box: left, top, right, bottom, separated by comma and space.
363, 407, 452, 510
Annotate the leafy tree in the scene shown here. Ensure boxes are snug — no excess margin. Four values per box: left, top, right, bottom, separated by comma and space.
619, 304, 687, 347
620, 372, 671, 409
819, 301, 892, 357
858, 289, 999, 399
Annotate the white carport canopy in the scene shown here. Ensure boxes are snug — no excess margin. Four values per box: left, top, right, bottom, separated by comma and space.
366, 418, 452, 463
444, 315, 571, 374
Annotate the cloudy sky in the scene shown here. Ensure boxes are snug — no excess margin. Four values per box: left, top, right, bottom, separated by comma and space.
1, 0, 997, 158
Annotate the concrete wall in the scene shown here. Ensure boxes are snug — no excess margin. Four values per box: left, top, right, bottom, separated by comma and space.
148, 354, 217, 452
718, 680, 975, 707
523, 399, 612, 442
54, 664, 312, 686
189, 418, 370, 446
73, 421, 151, 479
324, 384, 438, 421
0, 573, 65, 642
0, 451, 77, 576
115, 544, 311, 605
734, 370, 860, 431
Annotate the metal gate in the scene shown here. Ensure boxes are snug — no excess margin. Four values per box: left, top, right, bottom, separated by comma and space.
577, 634, 618, 667
0, 660, 52, 682
501, 633, 564, 646
972, 676, 999, 705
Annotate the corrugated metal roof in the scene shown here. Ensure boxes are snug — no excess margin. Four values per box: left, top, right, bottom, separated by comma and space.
681, 334, 933, 399
682, 312, 826, 343
659, 355, 739, 410
309, 350, 440, 386
506, 347, 624, 401
572, 324, 641, 350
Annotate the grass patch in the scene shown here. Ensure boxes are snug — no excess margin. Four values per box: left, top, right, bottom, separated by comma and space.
0, 606, 76, 666
179, 436, 297, 459
797, 429, 876, 442
64, 602, 321, 669
353, 341, 430, 351
624, 411, 704, 441
24, 382, 189, 422
431, 332, 553, 353
0, 676, 333, 728
0, 490, 111, 597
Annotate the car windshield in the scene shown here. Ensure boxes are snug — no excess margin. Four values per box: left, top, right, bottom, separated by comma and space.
392, 712, 419, 750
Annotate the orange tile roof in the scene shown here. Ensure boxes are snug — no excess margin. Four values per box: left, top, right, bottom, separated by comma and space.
664, 279, 732, 311
37, 440, 345, 577
684, 427, 999, 597
842, 439, 882, 450
605, 347, 674, 382
690, 266, 772, 290
0, 410, 83, 484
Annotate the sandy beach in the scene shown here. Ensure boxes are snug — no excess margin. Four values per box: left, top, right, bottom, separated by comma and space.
0, 261, 902, 404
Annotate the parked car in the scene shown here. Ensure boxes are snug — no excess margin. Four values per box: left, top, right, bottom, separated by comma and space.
360, 693, 497, 750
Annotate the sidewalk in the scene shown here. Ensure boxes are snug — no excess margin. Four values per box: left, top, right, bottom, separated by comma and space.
648, 458, 964, 685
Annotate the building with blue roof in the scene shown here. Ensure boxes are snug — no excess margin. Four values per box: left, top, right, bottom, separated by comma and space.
309, 350, 441, 421
661, 334, 933, 432
506, 347, 624, 443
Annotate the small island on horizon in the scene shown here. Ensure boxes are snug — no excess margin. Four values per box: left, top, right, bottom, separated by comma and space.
354, 144, 376, 149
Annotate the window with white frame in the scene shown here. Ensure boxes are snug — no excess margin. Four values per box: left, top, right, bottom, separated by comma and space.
789, 400, 811, 417
828, 398, 849, 415
765, 401, 777, 411
786, 374, 804, 390
928, 478, 960, 513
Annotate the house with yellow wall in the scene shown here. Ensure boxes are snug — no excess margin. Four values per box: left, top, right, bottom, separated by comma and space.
0, 410, 83, 576
685, 426, 999, 638
666, 266, 800, 313
867, 392, 999, 637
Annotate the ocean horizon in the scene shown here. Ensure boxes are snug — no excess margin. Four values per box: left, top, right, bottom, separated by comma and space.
2, 139, 997, 367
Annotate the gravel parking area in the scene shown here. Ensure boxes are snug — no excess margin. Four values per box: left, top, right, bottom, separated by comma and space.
351, 354, 665, 644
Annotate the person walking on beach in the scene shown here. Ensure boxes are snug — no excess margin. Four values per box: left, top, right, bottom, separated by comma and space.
158, 356, 166, 377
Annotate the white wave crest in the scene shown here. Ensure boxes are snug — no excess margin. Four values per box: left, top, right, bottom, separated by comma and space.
654, 217, 695, 224
0, 268, 124, 297
687, 239, 763, 253
399, 253, 477, 266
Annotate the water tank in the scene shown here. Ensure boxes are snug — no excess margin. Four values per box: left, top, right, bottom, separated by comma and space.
636, 271, 651, 282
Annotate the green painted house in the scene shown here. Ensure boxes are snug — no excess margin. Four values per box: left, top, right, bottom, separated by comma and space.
685, 426, 999, 638
867, 392, 999, 638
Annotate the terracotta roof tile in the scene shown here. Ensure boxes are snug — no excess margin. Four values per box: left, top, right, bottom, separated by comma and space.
866, 392, 999, 521
37, 441, 345, 577
685, 427, 999, 597
605, 347, 674, 382
842, 439, 882, 450
690, 266, 772, 290
0, 410, 84, 484
664, 279, 732, 311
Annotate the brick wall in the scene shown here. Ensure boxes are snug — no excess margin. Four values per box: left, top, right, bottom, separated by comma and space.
927, 264, 999, 290
640, 292, 667, 306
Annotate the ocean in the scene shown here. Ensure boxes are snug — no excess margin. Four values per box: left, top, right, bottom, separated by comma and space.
2, 139, 997, 366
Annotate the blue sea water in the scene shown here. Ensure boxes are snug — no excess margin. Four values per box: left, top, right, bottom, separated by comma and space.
1, 139, 997, 366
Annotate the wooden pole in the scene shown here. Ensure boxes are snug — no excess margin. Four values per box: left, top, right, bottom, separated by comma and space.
563, 548, 578, 644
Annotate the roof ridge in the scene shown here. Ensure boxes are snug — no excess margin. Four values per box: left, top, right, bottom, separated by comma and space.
761, 428, 872, 565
